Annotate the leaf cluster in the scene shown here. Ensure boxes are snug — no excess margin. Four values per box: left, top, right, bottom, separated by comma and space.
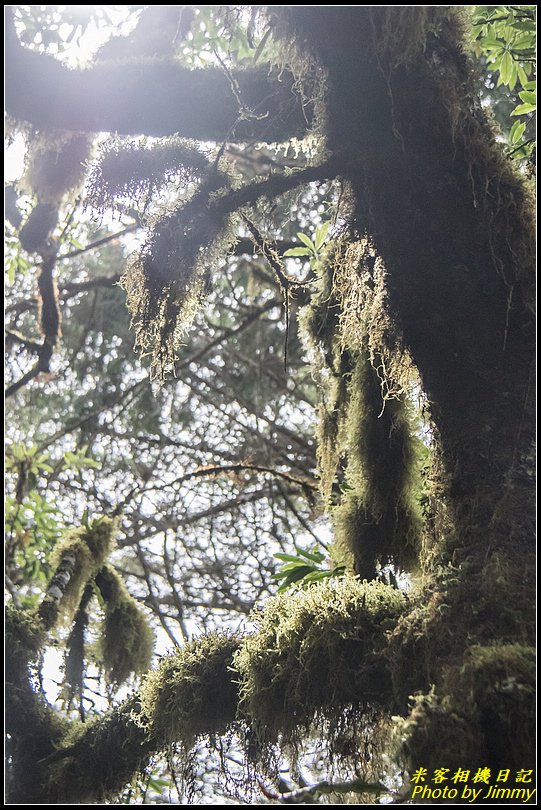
272, 544, 346, 592
471, 5, 536, 158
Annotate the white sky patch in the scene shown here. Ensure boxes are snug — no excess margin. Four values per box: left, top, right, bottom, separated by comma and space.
5, 135, 26, 182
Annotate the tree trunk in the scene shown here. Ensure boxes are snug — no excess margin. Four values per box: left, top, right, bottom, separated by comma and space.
286, 5, 536, 772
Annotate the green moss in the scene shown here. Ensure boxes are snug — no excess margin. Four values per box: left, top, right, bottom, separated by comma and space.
45, 695, 153, 804
393, 644, 536, 776
459, 643, 536, 768
393, 689, 483, 776
95, 564, 154, 685
298, 240, 351, 504
334, 351, 423, 577
120, 174, 238, 382
366, 7, 446, 69
300, 240, 424, 577
5, 602, 45, 664
139, 632, 241, 748
41, 517, 118, 628
234, 577, 405, 748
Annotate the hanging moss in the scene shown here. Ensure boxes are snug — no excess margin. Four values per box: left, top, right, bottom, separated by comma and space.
139, 632, 241, 749
120, 173, 238, 382
86, 136, 211, 213
39, 517, 118, 629
234, 577, 405, 751
365, 7, 444, 69
333, 350, 423, 578
300, 236, 424, 577
22, 131, 92, 205
298, 239, 352, 504
95, 564, 154, 685
63, 584, 93, 698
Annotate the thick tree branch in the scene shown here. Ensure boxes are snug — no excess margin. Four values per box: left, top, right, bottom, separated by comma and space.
5, 15, 311, 142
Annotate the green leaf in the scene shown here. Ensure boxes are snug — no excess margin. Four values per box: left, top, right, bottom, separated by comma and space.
499, 50, 513, 85
283, 247, 312, 258
511, 102, 536, 115
480, 39, 504, 51
511, 35, 536, 50
275, 566, 315, 591
274, 552, 307, 563
314, 221, 330, 251
509, 120, 526, 144
7, 259, 16, 286
518, 90, 536, 105
517, 64, 530, 88
295, 546, 325, 564
274, 561, 315, 574
296, 232, 316, 253
508, 61, 518, 91
301, 570, 333, 583
511, 20, 536, 33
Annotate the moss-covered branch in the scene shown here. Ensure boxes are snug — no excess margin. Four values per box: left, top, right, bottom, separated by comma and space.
38, 517, 118, 630
8, 568, 536, 802
5, 13, 310, 142
7, 578, 405, 803
120, 158, 340, 381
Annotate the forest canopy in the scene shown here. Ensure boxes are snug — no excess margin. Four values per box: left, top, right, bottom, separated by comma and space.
4, 5, 536, 805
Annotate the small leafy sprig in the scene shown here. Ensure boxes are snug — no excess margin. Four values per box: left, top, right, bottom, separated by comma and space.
283, 221, 331, 263
272, 544, 346, 593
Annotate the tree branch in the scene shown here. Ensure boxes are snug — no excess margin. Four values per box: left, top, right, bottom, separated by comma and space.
5, 328, 43, 352
56, 223, 140, 261
264, 776, 387, 803
7, 574, 403, 803
5, 13, 311, 142
5, 339, 54, 398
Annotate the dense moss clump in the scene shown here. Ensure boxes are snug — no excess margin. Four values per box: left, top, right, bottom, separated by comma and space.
45, 696, 153, 804
394, 644, 536, 775
5, 602, 45, 666
139, 632, 241, 748
22, 131, 92, 205
95, 564, 154, 685
234, 577, 406, 749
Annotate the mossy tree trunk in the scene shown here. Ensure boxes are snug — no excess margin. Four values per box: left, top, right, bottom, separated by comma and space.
286, 5, 535, 773
5, 6, 535, 801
